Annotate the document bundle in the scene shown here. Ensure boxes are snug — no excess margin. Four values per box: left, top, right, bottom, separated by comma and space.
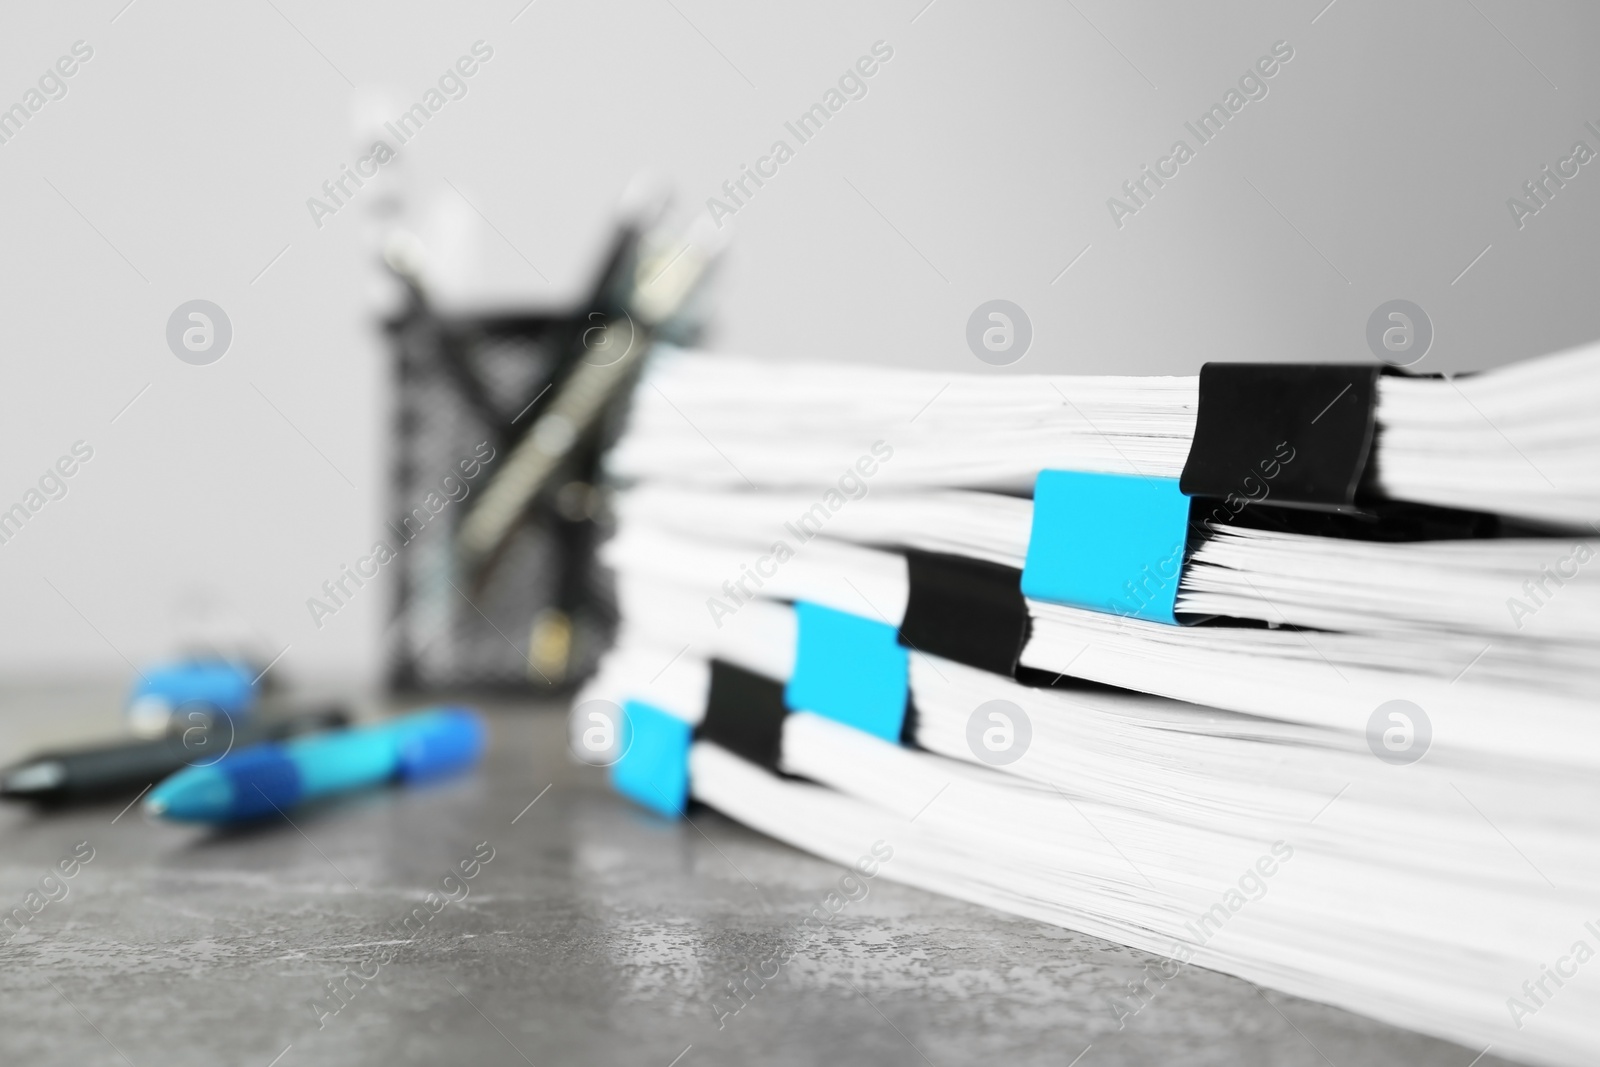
575, 341, 1600, 1066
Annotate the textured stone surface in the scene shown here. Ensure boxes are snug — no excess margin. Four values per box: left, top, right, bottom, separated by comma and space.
0, 688, 1520, 1066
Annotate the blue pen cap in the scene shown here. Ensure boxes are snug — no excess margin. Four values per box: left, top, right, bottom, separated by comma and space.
128, 659, 258, 737
389, 707, 488, 783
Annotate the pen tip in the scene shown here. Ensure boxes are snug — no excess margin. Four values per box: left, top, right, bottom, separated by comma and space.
2, 760, 65, 796
144, 769, 230, 821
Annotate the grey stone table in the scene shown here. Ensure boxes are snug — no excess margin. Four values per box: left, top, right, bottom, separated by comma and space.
0, 686, 1520, 1067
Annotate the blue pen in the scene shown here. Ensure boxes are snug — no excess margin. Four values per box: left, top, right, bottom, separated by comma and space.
127, 659, 258, 738
144, 707, 486, 823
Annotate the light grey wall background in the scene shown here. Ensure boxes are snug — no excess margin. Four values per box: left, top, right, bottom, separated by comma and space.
1, 0, 1597, 686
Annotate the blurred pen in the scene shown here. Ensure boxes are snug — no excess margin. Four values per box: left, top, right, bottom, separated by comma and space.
144, 707, 486, 823
1, 705, 350, 805
126, 658, 260, 737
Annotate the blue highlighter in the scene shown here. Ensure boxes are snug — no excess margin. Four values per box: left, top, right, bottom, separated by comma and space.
145, 707, 486, 823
